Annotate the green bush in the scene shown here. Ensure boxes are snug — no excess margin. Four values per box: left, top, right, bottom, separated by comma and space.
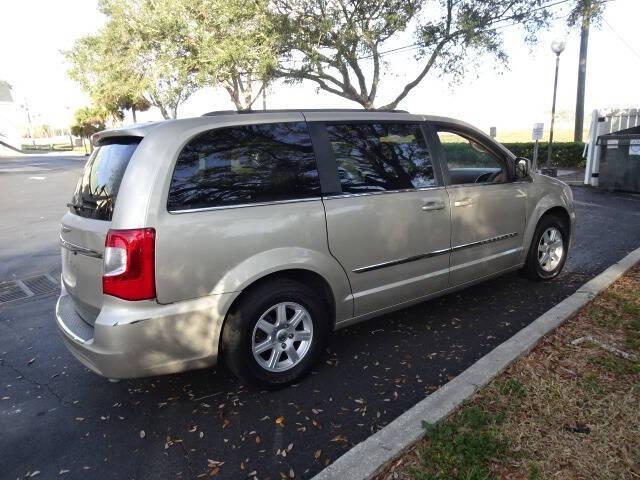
501, 142, 586, 168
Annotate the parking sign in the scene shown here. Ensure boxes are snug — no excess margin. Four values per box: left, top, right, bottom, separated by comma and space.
532, 123, 544, 141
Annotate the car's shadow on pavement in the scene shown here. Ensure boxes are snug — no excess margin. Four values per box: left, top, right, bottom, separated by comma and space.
3, 186, 640, 479
25, 269, 584, 479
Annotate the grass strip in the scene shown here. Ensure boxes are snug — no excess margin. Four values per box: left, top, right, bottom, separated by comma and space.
378, 265, 640, 480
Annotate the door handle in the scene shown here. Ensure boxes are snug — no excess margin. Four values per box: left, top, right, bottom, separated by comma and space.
453, 198, 473, 207
421, 201, 445, 211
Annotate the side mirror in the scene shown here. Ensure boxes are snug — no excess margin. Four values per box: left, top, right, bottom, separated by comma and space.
514, 157, 530, 179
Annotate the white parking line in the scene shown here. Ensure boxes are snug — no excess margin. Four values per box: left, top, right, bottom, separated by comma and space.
573, 200, 602, 208
29, 176, 46, 180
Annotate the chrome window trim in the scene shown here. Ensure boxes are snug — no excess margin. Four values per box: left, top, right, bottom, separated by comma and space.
168, 196, 323, 214
352, 232, 518, 273
445, 178, 532, 188
323, 185, 446, 200
59, 236, 103, 259
445, 181, 510, 189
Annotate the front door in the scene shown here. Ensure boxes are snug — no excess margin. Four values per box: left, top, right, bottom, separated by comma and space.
318, 121, 451, 316
433, 126, 527, 286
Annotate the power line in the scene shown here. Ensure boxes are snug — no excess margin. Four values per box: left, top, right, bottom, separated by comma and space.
359, 0, 576, 60
603, 19, 640, 61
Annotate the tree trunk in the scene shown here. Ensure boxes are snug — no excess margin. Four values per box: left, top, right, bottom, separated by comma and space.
262, 83, 267, 110
159, 105, 170, 120
132, 107, 137, 123
574, 2, 590, 142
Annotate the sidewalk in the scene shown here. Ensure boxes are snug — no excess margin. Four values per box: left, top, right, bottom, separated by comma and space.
555, 167, 585, 185
377, 264, 640, 480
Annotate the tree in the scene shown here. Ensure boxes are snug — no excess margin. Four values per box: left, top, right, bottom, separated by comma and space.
70, 106, 108, 153
65, 0, 199, 120
568, 0, 606, 142
149, 0, 281, 111
66, 34, 151, 122
191, 0, 282, 110
272, 0, 553, 110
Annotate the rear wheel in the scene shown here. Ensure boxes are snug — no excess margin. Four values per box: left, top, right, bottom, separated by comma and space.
221, 279, 330, 388
523, 214, 568, 280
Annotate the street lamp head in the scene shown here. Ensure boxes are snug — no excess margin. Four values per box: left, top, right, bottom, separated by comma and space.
551, 40, 566, 55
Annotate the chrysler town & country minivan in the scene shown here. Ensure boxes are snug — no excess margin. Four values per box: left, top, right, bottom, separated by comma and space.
56, 110, 575, 387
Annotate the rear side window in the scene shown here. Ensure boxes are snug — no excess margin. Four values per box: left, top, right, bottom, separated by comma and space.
168, 122, 320, 211
70, 137, 140, 221
326, 123, 436, 193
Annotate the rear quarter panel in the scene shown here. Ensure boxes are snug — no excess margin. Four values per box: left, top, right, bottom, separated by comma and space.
153, 201, 352, 320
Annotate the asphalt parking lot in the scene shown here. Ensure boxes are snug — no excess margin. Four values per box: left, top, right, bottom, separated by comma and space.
1, 154, 640, 480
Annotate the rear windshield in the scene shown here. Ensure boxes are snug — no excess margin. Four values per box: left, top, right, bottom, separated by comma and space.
69, 137, 141, 221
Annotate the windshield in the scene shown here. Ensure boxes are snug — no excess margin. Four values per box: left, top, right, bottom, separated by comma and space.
70, 137, 141, 221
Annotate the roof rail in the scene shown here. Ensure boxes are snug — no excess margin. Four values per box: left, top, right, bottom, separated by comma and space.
201, 108, 408, 117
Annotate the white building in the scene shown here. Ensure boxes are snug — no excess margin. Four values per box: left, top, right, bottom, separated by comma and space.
0, 80, 22, 149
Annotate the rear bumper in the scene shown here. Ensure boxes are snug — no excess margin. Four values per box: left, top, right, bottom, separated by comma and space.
55, 286, 236, 379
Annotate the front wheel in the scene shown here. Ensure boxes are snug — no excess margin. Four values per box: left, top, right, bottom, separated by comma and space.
221, 279, 330, 388
523, 215, 569, 281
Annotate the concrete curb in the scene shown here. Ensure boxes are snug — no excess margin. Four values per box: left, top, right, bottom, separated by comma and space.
313, 246, 640, 480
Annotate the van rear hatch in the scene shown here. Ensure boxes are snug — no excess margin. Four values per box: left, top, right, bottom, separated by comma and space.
60, 137, 141, 325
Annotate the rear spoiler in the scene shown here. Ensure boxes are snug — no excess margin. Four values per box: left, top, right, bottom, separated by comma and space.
90, 121, 164, 147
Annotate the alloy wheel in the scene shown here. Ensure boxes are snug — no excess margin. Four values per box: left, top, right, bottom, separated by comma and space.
251, 302, 313, 372
537, 226, 564, 272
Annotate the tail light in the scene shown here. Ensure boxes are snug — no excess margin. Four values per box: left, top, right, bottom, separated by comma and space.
103, 228, 156, 300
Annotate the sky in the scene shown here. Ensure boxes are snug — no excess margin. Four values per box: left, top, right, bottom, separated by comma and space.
1, 0, 639, 139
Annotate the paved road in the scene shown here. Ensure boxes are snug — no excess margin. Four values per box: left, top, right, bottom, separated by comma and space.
1, 156, 640, 480
0, 154, 86, 281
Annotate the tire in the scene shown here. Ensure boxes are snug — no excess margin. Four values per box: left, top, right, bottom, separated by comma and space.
221, 278, 330, 388
523, 214, 569, 281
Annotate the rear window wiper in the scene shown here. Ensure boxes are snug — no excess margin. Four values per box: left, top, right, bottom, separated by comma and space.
67, 202, 93, 211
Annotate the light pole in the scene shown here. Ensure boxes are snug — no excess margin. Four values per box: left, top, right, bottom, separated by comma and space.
546, 40, 566, 173
20, 100, 35, 146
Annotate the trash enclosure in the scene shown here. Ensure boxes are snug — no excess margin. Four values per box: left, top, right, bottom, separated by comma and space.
597, 125, 640, 193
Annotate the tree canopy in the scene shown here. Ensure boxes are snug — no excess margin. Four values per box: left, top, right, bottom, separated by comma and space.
183, 0, 282, 110
272, 0, 553, 110
66, 0, 199, 120
567, 0, 606, 28
66, 0, 561, 116
66, 0, 281, 116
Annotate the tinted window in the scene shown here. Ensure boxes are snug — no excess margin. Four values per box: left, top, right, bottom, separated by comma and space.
168, 122, 320, 211
70, 137, 140, 221
436, 130, 508, 185
326, 123, 436, 193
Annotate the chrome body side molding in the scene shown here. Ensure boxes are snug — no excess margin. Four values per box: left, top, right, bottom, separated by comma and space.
352, 232, 519, 273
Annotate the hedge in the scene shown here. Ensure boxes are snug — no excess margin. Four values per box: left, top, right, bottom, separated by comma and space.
501, 142, 586, 168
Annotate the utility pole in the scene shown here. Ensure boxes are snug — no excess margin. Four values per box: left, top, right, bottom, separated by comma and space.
574, 0, 591, 142
20, 100, 36, 146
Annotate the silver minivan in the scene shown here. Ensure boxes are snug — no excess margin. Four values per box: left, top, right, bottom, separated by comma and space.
56, 110, 575, 388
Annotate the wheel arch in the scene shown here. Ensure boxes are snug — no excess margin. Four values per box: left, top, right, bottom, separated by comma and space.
217, 267, 339, 356
540, 206, 571, 233
523, 200, 573, 262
